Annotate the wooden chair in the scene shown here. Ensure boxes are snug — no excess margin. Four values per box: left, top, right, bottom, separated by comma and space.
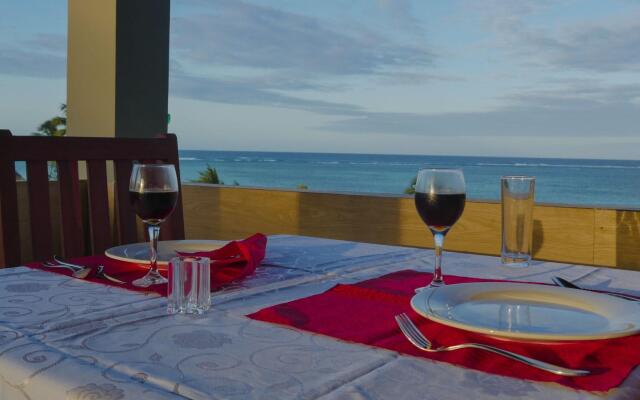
0, 130, 185, 267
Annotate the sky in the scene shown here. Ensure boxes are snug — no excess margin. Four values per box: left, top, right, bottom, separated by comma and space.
1, 0, 640, 159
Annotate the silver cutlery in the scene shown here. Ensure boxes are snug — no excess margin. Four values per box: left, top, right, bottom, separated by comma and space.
552, 276, 638, 302
394, 313, 590, 377
44, 256, 125, 284
96, 266, 125, 284
53, 255, 93, 270
43, 260, 93, 279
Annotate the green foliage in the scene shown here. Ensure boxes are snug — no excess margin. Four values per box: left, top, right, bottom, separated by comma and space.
192, 165, 242, 186
194, 164, 223, 184
33, 104, 67, 137
404, 176, 417, 195
30, 103, 67, 180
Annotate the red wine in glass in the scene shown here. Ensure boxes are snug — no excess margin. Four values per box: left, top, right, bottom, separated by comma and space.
130, 191, 179, 225
414, 169, 466, 287
129, 164, 179, 287
414, 193, 465, 233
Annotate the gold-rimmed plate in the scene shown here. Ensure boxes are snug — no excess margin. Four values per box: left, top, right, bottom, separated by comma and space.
411, 282, 640, 341
105, 240, 226, 268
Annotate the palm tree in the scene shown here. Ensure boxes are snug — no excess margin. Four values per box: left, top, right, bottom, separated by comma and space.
404, 176, 417, 194
193, 164, 223, 184
33, 104, 67, 137
31, 103, 67, 178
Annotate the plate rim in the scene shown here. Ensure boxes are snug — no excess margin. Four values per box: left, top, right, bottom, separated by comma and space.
411, 282, 640, 341
105, 239, 227, 266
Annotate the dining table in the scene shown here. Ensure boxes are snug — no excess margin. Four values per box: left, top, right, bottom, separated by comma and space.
0, 234, 639, 400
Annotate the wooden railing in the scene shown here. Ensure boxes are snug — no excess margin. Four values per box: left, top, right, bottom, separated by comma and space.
182, 184, 640, 270
5, 182, 640, 270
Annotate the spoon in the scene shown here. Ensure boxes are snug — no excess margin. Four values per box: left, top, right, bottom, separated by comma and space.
71, 265, 93, 279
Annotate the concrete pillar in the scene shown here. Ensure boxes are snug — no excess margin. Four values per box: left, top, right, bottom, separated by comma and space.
67, 0, 170, 138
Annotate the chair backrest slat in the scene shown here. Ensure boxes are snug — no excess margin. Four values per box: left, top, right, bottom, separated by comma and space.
0, 131, 184, 267
114, 160, 137, 244
86, 160, 112, 255
57, 160, 85, 258
26, 160, 53, 261
0, 131, 21, 266
160, 143, 185, 240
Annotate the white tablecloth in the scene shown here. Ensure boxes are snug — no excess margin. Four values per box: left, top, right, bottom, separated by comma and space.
1, 235, 639, 400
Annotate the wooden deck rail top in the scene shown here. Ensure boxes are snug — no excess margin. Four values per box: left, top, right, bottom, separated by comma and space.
182, 184, 640, 271
3, 181, 639, 270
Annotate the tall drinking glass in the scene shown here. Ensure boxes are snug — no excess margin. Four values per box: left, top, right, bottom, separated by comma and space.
414, 168, 466, 287
501, 176, 535, 267
129, 164, 179, 287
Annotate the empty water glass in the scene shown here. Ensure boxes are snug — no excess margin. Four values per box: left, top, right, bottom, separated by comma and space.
501, 176, 535, 267
167, 256, 211, 315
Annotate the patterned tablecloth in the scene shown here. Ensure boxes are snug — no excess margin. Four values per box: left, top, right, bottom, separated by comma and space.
1, 235, 639, 400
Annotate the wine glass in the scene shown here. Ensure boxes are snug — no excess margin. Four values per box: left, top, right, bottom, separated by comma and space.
414, 168, 466, 287
129, 164, 179, 287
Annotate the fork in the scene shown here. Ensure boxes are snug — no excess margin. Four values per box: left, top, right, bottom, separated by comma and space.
43, 260, 92, 279
394, 313, 590, 377
45, 257, 125, 284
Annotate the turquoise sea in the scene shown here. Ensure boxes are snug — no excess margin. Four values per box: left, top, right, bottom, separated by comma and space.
178, 151, 640, 208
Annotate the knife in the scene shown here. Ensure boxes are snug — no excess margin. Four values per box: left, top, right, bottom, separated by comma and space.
552, 276, 639, 302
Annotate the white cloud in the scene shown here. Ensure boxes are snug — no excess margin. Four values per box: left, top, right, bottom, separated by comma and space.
0, 33, 66, 79
169, 0, 438, 112
377, 0, 424, 35
0, 48, 65, 79
323, 81, 640, 138
475, 0, 640, 72
524, 20, 640, 72
170, 72, 362, 116
172, 0, 433, 76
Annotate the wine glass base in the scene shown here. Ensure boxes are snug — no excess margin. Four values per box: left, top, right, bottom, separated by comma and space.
133, 269, 168, 287
428, 279, 445, 288
414, 279, 445, 293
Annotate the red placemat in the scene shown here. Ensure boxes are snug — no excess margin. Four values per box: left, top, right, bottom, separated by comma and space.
248, 270, 640, 392
27, 234, 267, 296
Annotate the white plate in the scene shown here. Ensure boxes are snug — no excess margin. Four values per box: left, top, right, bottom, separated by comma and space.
105, 240, 226, 267
411, 282, 640, 341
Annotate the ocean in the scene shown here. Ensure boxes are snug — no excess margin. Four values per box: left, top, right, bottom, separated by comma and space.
178, 150, 640, 208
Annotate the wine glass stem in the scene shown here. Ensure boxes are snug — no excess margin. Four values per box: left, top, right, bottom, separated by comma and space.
148, 224, 161, 273
431, 232, 444, 286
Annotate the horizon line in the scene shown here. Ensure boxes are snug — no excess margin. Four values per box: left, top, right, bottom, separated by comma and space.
178, 148, 640, 162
